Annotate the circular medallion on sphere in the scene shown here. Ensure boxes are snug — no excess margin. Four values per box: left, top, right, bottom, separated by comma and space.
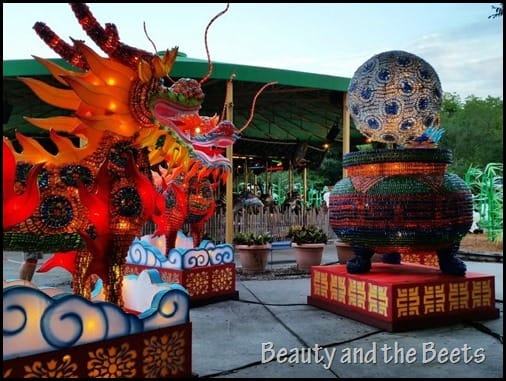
347, 50, 443, 144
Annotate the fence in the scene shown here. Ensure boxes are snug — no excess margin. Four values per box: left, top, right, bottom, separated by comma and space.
142, 207, 335, 244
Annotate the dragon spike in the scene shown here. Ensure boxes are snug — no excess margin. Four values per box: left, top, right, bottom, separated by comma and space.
158, 165, 169, 178
141, 22, 179, 81
33, 22, 89, 70
70, 3, 155, 72
199, 3, 230, 85
185, 160, 200, 181
168, 165, 185, 181
212, 167, 222, 181
14, 131, 56, 164
197, 166, 210, 181
151, 170, 163, 188
220, 171, 229, 186
32, 55, 83, 87
72, 40, 136, 87
138, 47, 179, 83
237, 82, 277, 133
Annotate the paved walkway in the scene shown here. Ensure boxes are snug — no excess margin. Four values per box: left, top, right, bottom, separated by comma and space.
3, 246, 503, 378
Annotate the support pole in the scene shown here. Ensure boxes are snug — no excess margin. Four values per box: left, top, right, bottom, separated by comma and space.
225, 76, 234, 244
342, 92, 350, 178
303, 167, 307, 205
303, 166, 307, 224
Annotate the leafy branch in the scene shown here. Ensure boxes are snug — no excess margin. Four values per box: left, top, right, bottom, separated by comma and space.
488, 4, 503, 19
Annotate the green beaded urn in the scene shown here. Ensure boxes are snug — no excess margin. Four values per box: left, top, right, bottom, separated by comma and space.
329, 51, 473, 275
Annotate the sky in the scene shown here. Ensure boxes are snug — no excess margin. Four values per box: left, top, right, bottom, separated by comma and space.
3, 3, 503, 100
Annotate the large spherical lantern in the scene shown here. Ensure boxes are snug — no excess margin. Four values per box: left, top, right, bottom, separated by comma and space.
347, 50, 443, 144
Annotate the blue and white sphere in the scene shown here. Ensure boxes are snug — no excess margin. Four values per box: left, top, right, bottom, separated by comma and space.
347, 50, 443, 144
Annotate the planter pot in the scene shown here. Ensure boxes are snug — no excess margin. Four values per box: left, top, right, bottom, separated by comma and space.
292, 243, 325, 271
335, 239, 354, 264
335, 239, 383, 265
235, 244, 271, 274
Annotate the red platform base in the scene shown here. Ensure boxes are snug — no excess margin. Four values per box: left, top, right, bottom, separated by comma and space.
308, 263, 499, 332
125, 263, 239, 306
3, 323, 192, 378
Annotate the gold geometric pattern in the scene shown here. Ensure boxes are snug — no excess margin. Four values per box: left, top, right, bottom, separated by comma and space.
186, 271, 209, 296
401, 253, 422, 265
423, 284, 445, 314
161, 272, 181, 284
402, 253, 438, 267
449, 282, 469, 311
330, 274, 346, 303
368, 284, 388, 316
422, 255, 439, 267
143, 330, 186, 377
87, 343, 137, 378
348, 279, 366, 309
313, 270, 328, 298
471, 280, 492, 308
22, 355, 78, 378
396, 287, 420, 317
211, 267, 233, 293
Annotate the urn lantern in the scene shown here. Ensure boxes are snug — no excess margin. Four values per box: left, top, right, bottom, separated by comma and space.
329, 50, 473, 275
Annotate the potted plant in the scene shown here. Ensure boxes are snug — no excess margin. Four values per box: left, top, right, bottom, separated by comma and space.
233, 231, 272, 274
286, 225, 328, 271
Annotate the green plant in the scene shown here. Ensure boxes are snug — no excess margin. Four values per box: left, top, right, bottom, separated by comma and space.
286, 224, 328, 245
233, 231, 272, 246
464, 162, 503, 242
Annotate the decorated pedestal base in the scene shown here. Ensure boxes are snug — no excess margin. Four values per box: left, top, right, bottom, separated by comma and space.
125, 233, 239, 306
307, 263, 499, 332
3, 270, 192, 378
4, 324, 191, 379
125, 263, 238, 306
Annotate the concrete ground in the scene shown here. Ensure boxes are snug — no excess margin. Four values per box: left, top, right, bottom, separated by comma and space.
3, 245, 503, 378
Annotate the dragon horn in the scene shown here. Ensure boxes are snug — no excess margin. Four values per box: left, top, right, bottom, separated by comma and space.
199, 3, 230, 85
33, 22, 89, 70
69, 3, 154, 71
238, 82, 277, 133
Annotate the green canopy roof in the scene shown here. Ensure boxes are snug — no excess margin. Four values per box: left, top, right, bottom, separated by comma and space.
3, 53, 364, 167
3, 52, 349, 90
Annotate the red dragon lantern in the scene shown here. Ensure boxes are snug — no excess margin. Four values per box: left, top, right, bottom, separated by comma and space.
3, 3, 275, 305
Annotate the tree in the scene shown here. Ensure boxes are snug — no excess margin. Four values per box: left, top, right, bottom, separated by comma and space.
440, 94, 503, 177
488, 4, 503, 19
319, 147, 343, 185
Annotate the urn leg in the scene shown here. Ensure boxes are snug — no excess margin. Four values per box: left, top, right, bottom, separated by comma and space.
437, 244, 466, 276
346, 246, 374, 274
382, 252, 401, 264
